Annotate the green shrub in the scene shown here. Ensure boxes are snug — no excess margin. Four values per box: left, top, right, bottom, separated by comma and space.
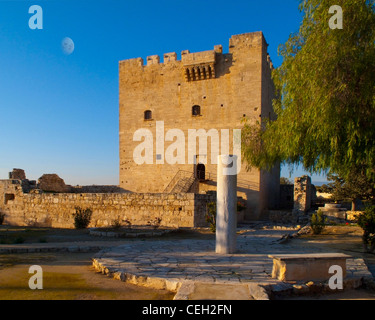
357, 206, 375, 253
206, 202, 217, 233
237, 201, 246, 212
14, 237, 25, 244
0, 213, 5, 225
72, 207, 93, 229
310, 209, 327, 235
111, 217, 122, 230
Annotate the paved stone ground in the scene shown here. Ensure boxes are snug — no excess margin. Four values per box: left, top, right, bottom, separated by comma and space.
92, 229, 373, 299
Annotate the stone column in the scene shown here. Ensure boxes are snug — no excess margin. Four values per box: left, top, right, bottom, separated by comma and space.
216, 155, 237, 254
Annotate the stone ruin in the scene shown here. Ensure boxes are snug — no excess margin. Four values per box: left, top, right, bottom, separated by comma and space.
6, 168, 128, 194
8, 168, 26, 180
270, 175, 318, 224
293, 175, 312, 213
37, 174, 71, 193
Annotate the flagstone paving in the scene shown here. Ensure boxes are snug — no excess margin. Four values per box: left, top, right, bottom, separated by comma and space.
92, 229, 373, 297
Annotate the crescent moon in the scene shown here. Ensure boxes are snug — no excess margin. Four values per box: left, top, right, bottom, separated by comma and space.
62, 37, 74, 55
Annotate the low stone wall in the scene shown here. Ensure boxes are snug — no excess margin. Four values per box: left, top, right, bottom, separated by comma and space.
71, 185, 129, 194
0, 180, 215, 229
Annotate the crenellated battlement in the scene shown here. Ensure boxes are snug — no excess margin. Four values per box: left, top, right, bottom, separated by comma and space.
119, 46, 221, 69
119, 57, 144, 68
146, 55, 160, 66
229, 31, 266, 50
163, 52, 177, 63
267, 53, 274, 70
119, 31, 269, 74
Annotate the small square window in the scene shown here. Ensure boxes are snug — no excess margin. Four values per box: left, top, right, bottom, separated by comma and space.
144, 110, 152, 120
192, 105, 201, 116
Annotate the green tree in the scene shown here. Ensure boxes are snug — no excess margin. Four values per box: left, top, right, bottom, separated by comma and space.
326, 169, 375, 210
242, 0, 375, 182
317, 183, 333, 194
280, 177, 293, 185
357, 206, 375, 252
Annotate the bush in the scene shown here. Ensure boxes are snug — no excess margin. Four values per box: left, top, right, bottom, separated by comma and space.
237, 201, 246, 212
123, 218, 132, 228
111, 217, 122, 230
310, 209, 327, 235
0, 213, 5, 225
357, 206, 375, 253
206, 202, 217, 233
14, 237, 25, 244
73, 207, 93, 229
147, 217, 162, 229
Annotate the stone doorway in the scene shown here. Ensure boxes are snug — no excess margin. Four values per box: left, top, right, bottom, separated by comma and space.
197, 163, 206, 181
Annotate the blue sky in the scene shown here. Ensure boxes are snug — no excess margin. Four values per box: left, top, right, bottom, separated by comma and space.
0, 0, 328, 186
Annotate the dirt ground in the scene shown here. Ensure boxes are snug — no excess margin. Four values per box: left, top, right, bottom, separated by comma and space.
0, 252, 174, 300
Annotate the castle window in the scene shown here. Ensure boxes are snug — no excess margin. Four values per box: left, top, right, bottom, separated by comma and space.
144, 110, 152, 120
192, 105, 201, 117
4, 193, 15, 205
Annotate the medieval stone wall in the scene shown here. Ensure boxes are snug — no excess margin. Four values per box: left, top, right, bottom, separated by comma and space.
0, 180, 214, 229
119, 32, 279, 220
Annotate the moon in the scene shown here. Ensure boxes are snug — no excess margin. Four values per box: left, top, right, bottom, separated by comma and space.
61, 37, 74, 55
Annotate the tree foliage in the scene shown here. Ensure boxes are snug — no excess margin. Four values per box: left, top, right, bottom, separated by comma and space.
357, 206, 375, 252
326, 168, 375, 209
280, 177, 293, 185
242, 0, 375, 182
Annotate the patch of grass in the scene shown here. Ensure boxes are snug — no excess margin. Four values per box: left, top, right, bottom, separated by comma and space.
14, 237, 25, 244
0, 227, 49, 244
0, 254, 57, 269
0, 236, 26, 244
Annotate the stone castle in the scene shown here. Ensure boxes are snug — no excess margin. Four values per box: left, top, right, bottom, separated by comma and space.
0, 31, 283, 228
119, 31, 280, 220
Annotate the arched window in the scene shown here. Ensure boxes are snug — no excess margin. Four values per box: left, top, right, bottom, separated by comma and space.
144, 110, 152, 120
192, 105, 201, 116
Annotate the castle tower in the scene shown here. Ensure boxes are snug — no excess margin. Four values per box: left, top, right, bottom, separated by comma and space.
119, 32, 280, 220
